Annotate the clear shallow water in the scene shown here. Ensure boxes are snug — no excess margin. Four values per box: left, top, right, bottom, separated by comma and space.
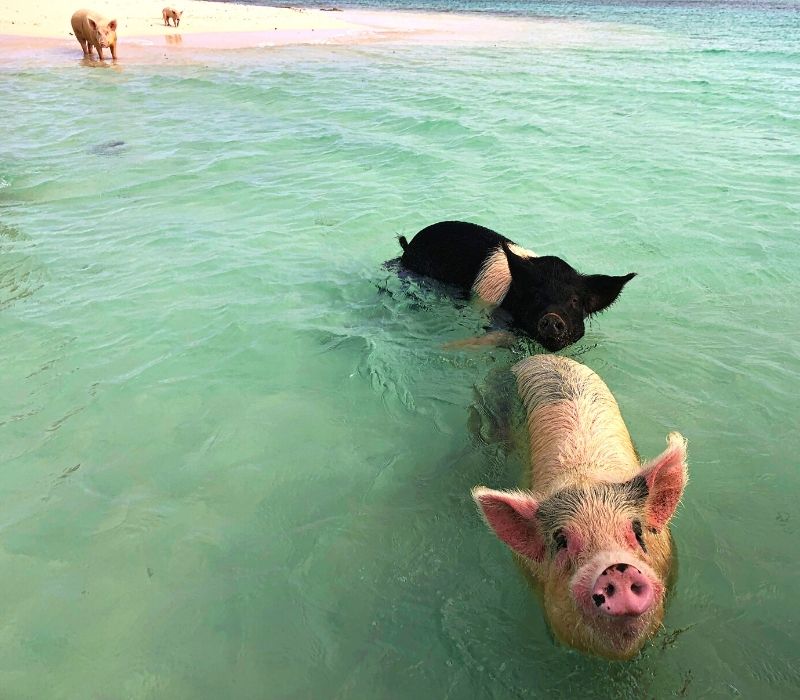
1, 2, 799, 698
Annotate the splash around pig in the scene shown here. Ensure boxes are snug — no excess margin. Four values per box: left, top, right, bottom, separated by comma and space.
397, 221, 636, 351
472, 355, 688, 660
70, 9, 117, 60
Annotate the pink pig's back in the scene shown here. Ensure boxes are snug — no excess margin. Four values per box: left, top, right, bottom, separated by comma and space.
71, 9, 91, 38
70, 9, 112, 41
512, 355, 639, 493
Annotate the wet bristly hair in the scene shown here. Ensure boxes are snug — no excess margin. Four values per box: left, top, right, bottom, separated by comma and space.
513, 354, 640, 474
472, 242, 538, 304
536, 479, 650, 559
471, 355, 688, 660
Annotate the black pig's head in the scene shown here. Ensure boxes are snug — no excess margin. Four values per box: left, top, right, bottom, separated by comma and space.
501, 242, 636, 351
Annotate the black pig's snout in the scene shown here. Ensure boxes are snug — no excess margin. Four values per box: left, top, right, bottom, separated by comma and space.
538, 313, 567, 338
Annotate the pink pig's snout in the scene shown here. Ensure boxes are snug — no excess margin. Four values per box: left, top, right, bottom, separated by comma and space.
591, 563, 654, 617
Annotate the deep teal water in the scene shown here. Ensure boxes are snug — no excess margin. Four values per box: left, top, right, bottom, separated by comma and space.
1, 2, 799, 698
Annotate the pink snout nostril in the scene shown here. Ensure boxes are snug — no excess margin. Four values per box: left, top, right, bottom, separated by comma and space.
591, 563, 655, 617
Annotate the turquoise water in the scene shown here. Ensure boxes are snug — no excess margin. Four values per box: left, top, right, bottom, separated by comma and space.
1, 2, 799, 697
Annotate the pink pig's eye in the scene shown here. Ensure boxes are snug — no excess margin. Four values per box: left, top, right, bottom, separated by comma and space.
631, 519, 647, 552
553, 529, 568, 552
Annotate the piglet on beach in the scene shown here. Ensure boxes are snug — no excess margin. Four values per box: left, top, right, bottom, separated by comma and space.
162, 7, 183, 27
70, 9, 117, 60
398, 221, 635, 351
473, 355, 688, 660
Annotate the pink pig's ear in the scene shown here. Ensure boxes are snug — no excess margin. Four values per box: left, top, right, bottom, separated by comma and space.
108, 19, 117, 30
472, 487, 545, 562
88, 18, 97, 30
640, 432, 688, 531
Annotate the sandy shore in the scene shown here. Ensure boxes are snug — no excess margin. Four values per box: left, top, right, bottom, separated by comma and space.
0, 0, 662, 62
0, 0, 363, 40
0, 0, 547, 52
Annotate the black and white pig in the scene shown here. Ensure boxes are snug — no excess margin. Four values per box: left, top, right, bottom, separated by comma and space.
398, 221, 636, 351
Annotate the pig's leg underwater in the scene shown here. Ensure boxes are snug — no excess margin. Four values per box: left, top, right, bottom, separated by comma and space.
468, 364, 528, 452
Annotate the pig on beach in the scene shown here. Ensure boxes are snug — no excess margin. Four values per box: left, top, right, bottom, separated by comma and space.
162, 7, 183, 27
397, 221, 636, 351
472, 355, 688, 660
70, 9, 117, 60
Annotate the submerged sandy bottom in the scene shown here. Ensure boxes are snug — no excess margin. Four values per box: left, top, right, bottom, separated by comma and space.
1, 0, 799, 696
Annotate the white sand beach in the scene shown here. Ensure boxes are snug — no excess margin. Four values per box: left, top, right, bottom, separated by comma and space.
0, 0, 362, 41
0, 0, 629, 60
0, 0, 530, 48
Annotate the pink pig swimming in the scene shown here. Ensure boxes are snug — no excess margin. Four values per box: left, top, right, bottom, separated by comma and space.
473, 355, 688, 660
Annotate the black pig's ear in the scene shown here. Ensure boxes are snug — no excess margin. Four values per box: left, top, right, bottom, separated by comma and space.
501, 241, 526, 278
584, 272, 636, 315
502, 241, 545, 286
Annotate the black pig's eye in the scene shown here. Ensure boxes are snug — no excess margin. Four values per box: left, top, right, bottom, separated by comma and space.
632, 519, 647, 552
553, 529, 568, 551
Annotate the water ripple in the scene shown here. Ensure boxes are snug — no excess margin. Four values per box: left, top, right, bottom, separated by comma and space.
0, 5, 798, 697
